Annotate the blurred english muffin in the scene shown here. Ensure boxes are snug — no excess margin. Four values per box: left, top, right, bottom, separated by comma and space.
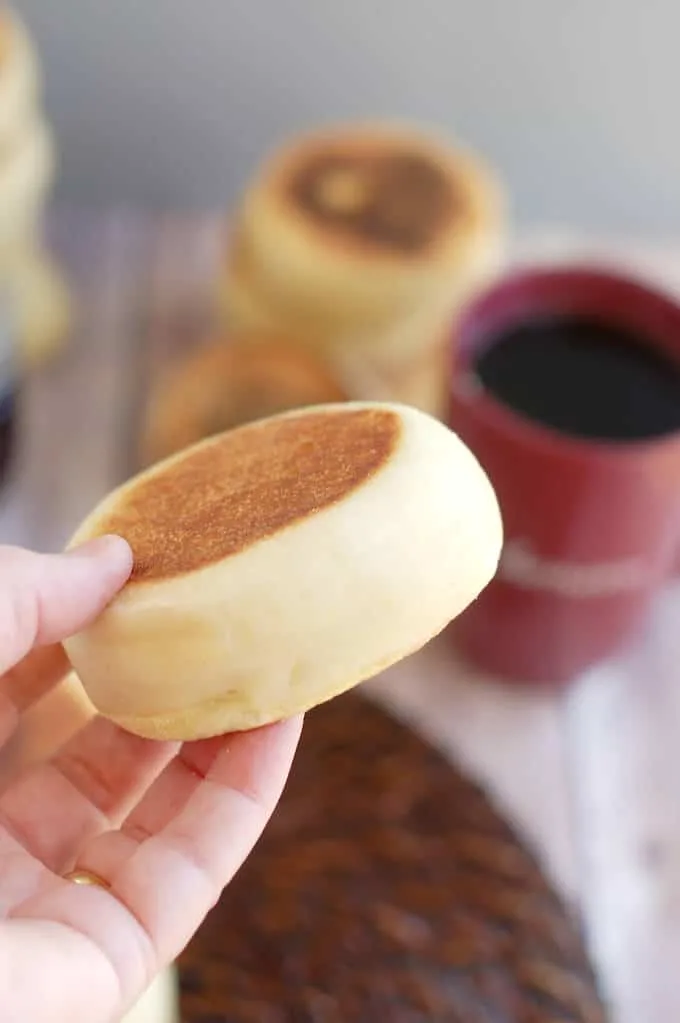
227, 122, 506, 340
4, 241, 72, 368
218, 122, 506, 419
0, 117, 53, 254
333, 330, 451, 420
0, 8, 40, 149
140, 334, 347, 466
0, 8, 70, 369
222, 225, 460, 368
220, 251, 455, 418
218, 254, 282, 336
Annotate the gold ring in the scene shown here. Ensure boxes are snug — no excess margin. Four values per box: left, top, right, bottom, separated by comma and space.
63, 868, 110, 890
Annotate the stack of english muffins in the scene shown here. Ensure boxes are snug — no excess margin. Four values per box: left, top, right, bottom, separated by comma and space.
218, 121, 506, 419
0, 6, 70, 368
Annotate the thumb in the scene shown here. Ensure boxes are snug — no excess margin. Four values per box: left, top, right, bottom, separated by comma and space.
0, 536, 133, 674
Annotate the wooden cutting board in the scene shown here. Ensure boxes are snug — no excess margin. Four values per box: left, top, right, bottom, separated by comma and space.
178, 692, 607, 1022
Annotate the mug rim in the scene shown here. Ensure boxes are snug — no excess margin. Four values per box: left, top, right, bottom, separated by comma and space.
450, 262, 680, 467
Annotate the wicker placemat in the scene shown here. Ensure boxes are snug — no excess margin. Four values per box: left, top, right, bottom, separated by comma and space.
178, 693, 607, 1022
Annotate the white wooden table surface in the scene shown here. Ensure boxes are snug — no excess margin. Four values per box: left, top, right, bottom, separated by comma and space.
1, 211, 679, 1023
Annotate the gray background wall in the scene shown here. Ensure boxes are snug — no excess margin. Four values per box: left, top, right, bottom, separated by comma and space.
18, 0, 680, 234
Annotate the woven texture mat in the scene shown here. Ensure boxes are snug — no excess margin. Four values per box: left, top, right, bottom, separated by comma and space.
178, 692, 607, 1022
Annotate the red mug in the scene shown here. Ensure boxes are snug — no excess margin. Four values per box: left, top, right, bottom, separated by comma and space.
447, 265, 680, 684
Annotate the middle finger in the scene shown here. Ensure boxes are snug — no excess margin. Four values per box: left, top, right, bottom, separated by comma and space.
0, 717, 178, 875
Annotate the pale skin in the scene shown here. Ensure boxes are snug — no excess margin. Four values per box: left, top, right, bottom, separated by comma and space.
0, 535, 303, 1023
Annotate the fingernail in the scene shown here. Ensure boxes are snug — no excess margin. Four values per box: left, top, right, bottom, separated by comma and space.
66, 534, 133, 570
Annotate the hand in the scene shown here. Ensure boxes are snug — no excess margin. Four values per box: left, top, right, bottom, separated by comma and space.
0, 537, 302, 1023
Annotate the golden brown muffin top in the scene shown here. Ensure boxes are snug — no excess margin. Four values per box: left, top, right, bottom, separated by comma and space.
283, 135, 459, 257
100, 406, 401, 582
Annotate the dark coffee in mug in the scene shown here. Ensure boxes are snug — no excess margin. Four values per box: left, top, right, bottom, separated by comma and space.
474, 314, 680, 442
447, 267, 680, 685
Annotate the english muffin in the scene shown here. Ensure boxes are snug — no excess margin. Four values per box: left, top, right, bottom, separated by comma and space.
63, 402, 502, 740
340, 333, 451, 419
232, 122, 506, 333
222, 235, 462, 373
140, 335, 347, 466
0, 8, 40, 149
0, 117, 53, 255
4, 241, 72, 367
